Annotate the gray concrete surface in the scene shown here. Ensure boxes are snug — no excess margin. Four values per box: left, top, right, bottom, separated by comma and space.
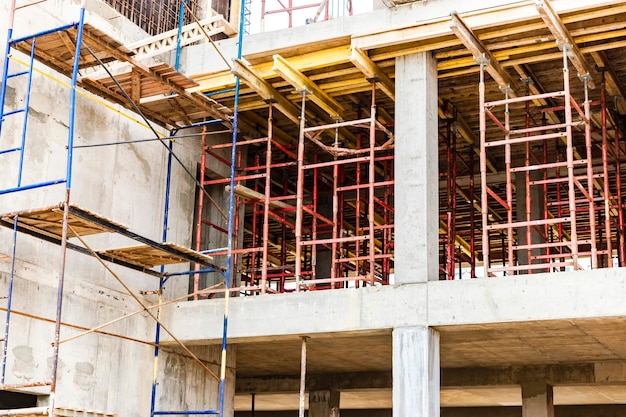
161, 268, 626, 343
394, 52, 439, 282
3, 2, 626, 417
393, 327, 440, 417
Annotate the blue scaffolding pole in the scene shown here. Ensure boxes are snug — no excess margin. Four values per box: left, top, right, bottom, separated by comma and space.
0, 2, 86, 414
149, 0, 247, 415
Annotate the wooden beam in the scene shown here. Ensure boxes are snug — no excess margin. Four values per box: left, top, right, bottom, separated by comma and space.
353, 0, 618, 51
231, 58, 301, 125
227, 184, 293, 210
590, 51, 626, 114
272, 54, 344, 119
130, 68, 141, 103
80, 28, 232, 123
191, 45, 352, 93
536, 0, 595, 89
450, 11, 518, 93
350, 47, 395, 101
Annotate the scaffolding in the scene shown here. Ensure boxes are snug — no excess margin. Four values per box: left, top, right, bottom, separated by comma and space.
260, 0, 353, 31
294, 85, 394, 289
192, 82, 395, 294
479, 45, 622, 276
0, 1, 240, 416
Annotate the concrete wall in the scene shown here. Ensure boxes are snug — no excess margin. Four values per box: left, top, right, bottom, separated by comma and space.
0, 1, 230, 416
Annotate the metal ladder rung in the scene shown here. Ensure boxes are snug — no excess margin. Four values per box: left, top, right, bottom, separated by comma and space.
6, 70, 30, 79
2, 107, 26, 117
0, 147, 22, 155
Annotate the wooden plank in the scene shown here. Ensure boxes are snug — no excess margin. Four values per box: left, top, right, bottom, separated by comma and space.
227, 184, 294, 210
536, 0, 595, 89
97, 243, 214, 269
232, 58, 301, 125
0, 205, 127, 240
350, 47, 395, 101
272, 54, 344, 118
450, 11, 519, 93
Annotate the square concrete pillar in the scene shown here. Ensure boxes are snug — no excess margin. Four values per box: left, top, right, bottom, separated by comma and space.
522, 382, 554, 417
393, 327, 440, 417
394, 52, 439, 283
309, 390, 340, 417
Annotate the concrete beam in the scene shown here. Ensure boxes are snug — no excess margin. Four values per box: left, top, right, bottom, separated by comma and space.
441, 406, 626, 417
352, 0, 617, 52
235, 411, 391, 417
161, 268, 626, 344
428, 268, 626, 326
162, 284, 425, 344
235, 407, 626, 417
236, 372, 393, 394
235, 361, 626, 394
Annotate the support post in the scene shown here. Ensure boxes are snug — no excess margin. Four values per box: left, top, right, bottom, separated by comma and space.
392, 327, 440, 417
394, 52, 438, 282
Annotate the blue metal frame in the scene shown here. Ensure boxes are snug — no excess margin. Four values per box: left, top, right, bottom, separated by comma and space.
1, 1, 245, 414
16, 37, 36, 186
0, 1, 86, 402
149, 137, 173, 417
219, 1, 248, 416
8, 22, 79, 45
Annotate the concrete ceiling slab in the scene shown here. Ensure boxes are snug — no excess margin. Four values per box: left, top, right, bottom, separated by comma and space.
235, 317, 626, 378
234, 385, 626, 411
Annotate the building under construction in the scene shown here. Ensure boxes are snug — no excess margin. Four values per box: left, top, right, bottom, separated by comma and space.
1, 0, 626, 416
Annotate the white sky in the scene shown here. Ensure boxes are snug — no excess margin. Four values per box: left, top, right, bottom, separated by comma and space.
247, 0, 374, 33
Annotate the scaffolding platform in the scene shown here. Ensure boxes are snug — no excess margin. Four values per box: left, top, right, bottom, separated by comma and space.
10, 23, 231, 128
0, 205, 216, 275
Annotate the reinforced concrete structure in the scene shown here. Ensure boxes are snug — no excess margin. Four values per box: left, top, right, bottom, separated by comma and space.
1, 0, 626, 416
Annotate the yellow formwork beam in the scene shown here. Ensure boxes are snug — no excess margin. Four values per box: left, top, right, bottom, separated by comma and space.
273, 54, 344, 119
231, 58, 301, 124
350, 47, 395, 101
191, 45, 352, 93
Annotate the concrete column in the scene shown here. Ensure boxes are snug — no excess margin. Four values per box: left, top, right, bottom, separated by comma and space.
394, 52, 439, 282
521, 382, 554, 417
309, 390, 340, 417
393, 327, 440, 417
